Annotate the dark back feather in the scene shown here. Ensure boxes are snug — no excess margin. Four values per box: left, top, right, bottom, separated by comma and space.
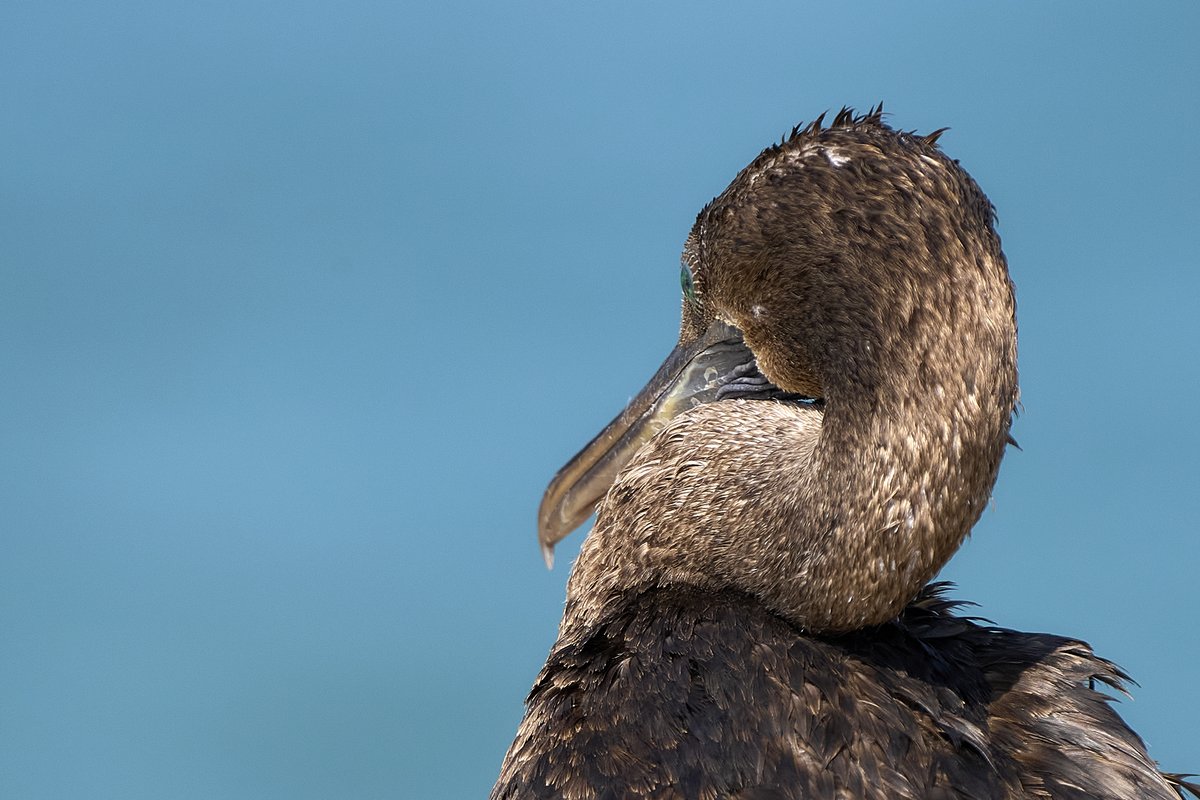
493, 585, 1184, 800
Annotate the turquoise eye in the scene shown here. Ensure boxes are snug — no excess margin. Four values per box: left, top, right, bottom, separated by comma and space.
680, 264, 698, 306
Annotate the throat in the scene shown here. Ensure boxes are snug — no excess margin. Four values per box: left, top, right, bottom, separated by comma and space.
559, 399, 825, 638
560, 359, 1012, 637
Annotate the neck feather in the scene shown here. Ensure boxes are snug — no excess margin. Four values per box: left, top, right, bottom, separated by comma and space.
561, 252, 1016, 636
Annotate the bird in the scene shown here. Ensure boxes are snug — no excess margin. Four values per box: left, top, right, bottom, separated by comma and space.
492, 107, 1195, 799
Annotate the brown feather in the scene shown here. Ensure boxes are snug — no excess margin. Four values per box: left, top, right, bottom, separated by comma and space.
494, 110, 1184, 798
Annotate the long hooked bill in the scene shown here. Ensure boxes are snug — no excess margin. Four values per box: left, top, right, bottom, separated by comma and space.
537, 319, 752, 567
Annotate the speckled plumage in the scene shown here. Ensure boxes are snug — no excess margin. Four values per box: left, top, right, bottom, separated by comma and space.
494, 109, 1192, 799
561, 107, 1018, 637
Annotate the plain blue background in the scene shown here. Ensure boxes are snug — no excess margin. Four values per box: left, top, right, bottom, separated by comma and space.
2, 2, 1197, 797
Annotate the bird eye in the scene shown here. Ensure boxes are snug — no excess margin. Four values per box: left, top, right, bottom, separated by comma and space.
680, 263, 699, 307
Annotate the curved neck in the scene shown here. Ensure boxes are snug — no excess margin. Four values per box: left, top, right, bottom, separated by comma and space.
562, 256, 1016, 636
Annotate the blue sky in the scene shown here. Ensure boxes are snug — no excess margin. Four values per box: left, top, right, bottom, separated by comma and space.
2, 2, 1197, 797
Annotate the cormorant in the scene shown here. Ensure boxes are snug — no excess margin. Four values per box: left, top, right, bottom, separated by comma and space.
493, 108, 1194, 799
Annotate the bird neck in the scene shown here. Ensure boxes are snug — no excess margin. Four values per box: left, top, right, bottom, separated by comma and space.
561, 261, 1016, 638
788, 353, 1014, 631
739, 235, 1018, 632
